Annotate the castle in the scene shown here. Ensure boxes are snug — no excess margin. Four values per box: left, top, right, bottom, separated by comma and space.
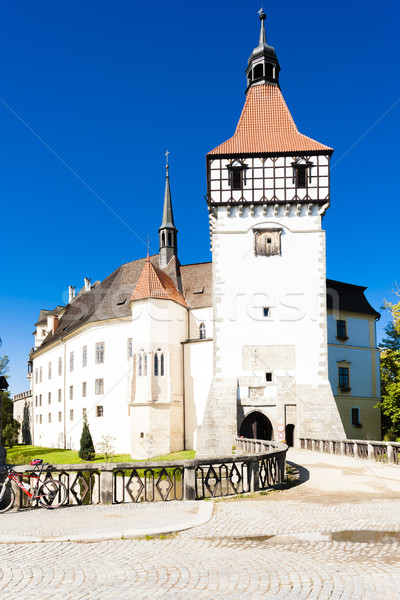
14, 12, 381, 457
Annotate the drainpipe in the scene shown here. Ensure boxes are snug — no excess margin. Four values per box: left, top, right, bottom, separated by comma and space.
62, 338, 67, 450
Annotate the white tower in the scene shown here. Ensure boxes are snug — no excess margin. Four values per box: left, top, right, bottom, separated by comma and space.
197, 11, 345, 456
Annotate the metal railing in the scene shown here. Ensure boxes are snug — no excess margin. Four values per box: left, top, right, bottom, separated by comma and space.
6, 439, 287, 508
299, 438, 400, 464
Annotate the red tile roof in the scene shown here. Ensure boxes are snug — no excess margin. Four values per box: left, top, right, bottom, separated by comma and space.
130, 257, 187, 308
208, 84, 332, 155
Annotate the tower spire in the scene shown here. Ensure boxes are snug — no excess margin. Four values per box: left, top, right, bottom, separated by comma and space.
245, 9, 280, 92
159, 152, 178, 269
258, 8, 266, 45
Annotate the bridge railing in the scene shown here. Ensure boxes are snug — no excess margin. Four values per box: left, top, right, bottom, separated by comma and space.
299, 438, 400, 464
7, 439, 287, 508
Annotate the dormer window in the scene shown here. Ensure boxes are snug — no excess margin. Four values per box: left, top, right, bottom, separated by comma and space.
292, 159, 313, 189
227, 163, 247, 190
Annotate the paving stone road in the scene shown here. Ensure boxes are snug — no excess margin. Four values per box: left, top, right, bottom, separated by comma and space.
1, 449, 400, 599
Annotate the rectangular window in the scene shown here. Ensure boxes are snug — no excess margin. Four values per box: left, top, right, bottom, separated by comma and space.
336, 320, 348, 340
58, 357, 62, 376
48, 413, 51, 423
82, 346, 87, 368
48, 362, 52, 379
39, 394, 42, 406
95, 342, 105, 364
70, 409, 74, 421
69, 385, 73, 400
82, 408, 87, 419
96, 405, 104, 417
338, 367, 350, 390
58, 411, 62, 422
95, 378, 104, 394
127, 338, 133, 359
82, 382, 87, 397
48, 392, 51, 405
296, 165, 307, 188
35, 368, 38, 384
35, 396, 38, 407
58, 389, 62, 403
39, 414, 42, 424
263, 307, 270, 317
232, 169, 242, 189
265, 372, 273, 382
70, 352, 74, 372
39, 366, 42, 383
351, 407, 360, 427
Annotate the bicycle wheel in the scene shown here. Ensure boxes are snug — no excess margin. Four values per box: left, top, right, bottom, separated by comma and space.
0, 483, 15, 513
38, 480, 68, 508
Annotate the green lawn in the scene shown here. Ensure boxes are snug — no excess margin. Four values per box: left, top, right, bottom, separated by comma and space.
5, 445, 195, 465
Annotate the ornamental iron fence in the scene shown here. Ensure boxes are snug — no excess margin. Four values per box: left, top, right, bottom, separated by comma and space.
6, 438, 287, 508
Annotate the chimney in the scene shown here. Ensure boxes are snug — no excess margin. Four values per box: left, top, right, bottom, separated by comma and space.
68, 286, 76, 303
84, 277, 91, 292
47, 315, 59, 334
51, 316, 59, 334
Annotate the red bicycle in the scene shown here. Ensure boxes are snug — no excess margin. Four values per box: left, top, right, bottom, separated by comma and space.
0, 459, 68, 513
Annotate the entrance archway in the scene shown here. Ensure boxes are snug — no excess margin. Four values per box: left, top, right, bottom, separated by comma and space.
285, 424, 295, 447
239, 411, 273, 440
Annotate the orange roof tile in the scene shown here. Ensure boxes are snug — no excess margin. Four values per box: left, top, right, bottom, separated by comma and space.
130, 258, 187, 308
208, 84, 332, 155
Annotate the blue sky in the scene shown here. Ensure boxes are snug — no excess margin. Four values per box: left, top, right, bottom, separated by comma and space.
1, 1, 399, 395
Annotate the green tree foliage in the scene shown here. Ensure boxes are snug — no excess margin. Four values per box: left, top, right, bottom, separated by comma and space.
0, 355, 20, 446
22, 402, 32, 445
79, 417, 95, 461
3, 421, 20, 448
379, 297, 400, 440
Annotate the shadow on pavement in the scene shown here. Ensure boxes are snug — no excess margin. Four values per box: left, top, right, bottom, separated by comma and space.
286, 461, 310, 488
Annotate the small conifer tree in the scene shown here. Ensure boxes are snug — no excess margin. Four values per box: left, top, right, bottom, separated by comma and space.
79, 417, 95, 461
22, 402, 32, 445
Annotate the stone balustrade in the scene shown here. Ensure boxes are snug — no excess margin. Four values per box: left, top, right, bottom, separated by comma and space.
8, 439, 288, 508
299, 437, 400, 464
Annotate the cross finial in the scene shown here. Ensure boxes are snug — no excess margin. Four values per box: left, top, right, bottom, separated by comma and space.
165, 149, 170, 171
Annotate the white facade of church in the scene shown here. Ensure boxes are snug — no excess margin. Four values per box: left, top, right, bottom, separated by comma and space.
14, 12, 381, 457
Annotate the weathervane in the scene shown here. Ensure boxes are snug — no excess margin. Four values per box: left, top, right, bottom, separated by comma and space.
147, 235, 152, 259
165, 149, 170, 169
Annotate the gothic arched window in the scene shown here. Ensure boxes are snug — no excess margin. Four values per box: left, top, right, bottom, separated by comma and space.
154, 353, 159, 376
160, 353, 164, 376
199, 323, 206, 340
144, 353, 147, 376
138, 354, 142, 376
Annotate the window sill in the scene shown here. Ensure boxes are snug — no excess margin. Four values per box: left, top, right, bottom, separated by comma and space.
336, 336, 349, 342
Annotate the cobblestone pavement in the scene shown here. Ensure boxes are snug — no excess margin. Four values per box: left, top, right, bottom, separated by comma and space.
1, 450, 400, 599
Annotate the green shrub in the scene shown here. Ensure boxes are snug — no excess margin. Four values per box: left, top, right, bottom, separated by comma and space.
79, 417, 95, 461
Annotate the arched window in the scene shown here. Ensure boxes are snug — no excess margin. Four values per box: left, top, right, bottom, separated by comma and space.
144, 353, 147, 376
160, 353, 164, 376
162, 232, 165, 246
168, 232, 172, 246
138, 354, 142, 376
199, 323, 206, 340
154, 353, 158, 376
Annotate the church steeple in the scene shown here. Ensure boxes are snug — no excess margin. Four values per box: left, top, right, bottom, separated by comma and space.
158, 156, 178, 269
245, 9, 280, 92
